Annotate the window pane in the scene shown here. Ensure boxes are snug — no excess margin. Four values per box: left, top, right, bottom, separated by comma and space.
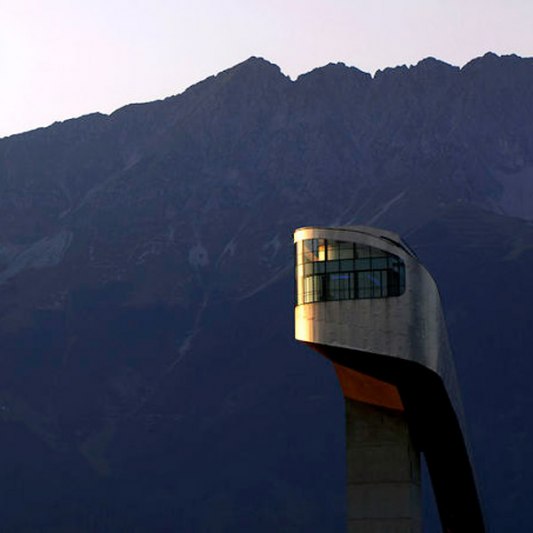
327, 274, 339, 300
314, 275, 325, 301
356, 244, 371, 258
303, 239, 325, 262
314, 262, 325, 274
328, 273, 351, 300
327, 241, 340, 260
303, 239, 316, 263
326, 260, 340, 272
339, 242, 354, 259
317, 240, 326, 261
381, 270, 388, 297
304, 276, 314, 303
340, 259, 354, 272
355, 258, 370, 271
370, 246, 387, 257
371, 257, 388, 270
357, 272, 372, 298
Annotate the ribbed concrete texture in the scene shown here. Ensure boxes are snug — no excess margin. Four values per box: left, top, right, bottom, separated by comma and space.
346, 398, 421, 533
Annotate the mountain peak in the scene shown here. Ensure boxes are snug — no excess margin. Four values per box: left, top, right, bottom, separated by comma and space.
375, 56, 458, 82
219, 56, 288, 81
415, 56, 459, 72
295, 62, 371, 93
462, 51, 500, 70
460, 51, 530, 71
460, 52, 533, 83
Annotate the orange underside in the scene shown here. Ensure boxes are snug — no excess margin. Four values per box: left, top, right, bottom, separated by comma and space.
333, 363, 404, 411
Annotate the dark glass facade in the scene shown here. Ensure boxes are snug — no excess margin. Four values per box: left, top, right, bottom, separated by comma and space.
295, 238, 405, 305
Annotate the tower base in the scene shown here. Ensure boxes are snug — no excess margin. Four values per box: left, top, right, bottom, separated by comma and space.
345, 398, 421, 533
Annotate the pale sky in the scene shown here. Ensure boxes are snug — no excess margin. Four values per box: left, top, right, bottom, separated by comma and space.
1, 0, 532, 138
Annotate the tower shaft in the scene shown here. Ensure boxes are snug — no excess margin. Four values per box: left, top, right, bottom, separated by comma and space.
346, 398, 421, 533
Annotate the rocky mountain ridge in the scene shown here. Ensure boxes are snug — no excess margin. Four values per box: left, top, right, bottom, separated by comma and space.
0, 52, 532, 531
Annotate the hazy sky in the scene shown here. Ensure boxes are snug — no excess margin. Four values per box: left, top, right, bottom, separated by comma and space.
1, 0, 532, 138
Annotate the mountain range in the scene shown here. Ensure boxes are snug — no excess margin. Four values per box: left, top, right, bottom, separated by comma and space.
0, 51, 532, 531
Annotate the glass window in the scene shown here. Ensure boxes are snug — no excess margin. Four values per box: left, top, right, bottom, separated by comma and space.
317, 240, 326, 261
295, 237, 405, 305
356, 244, 371, 258
338, 242, 354, 260
302, 239, 326, 263
327, 272, 354, 300
340, 259, 354, 272
355, 258, 370, 270
371, 257, 388, 270
357, 271, 373, 299
326, 260, 340, 273
380, 270, 388, 298
370, 246, 387, 257
313, 262, 325, 274
327, 241, 339, 261
304, 276, 314, 303
303, 239, 316, 263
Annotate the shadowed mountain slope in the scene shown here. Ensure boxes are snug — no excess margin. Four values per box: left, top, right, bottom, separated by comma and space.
0, 52, 533, 531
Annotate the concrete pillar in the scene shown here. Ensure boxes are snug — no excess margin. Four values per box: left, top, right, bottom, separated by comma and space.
345, 398, 422, 533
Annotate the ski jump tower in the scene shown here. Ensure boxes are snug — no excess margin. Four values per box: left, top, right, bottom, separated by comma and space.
294, 226, 484, 533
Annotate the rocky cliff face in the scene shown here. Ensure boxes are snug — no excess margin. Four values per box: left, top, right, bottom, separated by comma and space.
0, 52, 532, 531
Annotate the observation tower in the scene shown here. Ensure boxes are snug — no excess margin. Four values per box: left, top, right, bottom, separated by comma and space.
294, 226, 484, 532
